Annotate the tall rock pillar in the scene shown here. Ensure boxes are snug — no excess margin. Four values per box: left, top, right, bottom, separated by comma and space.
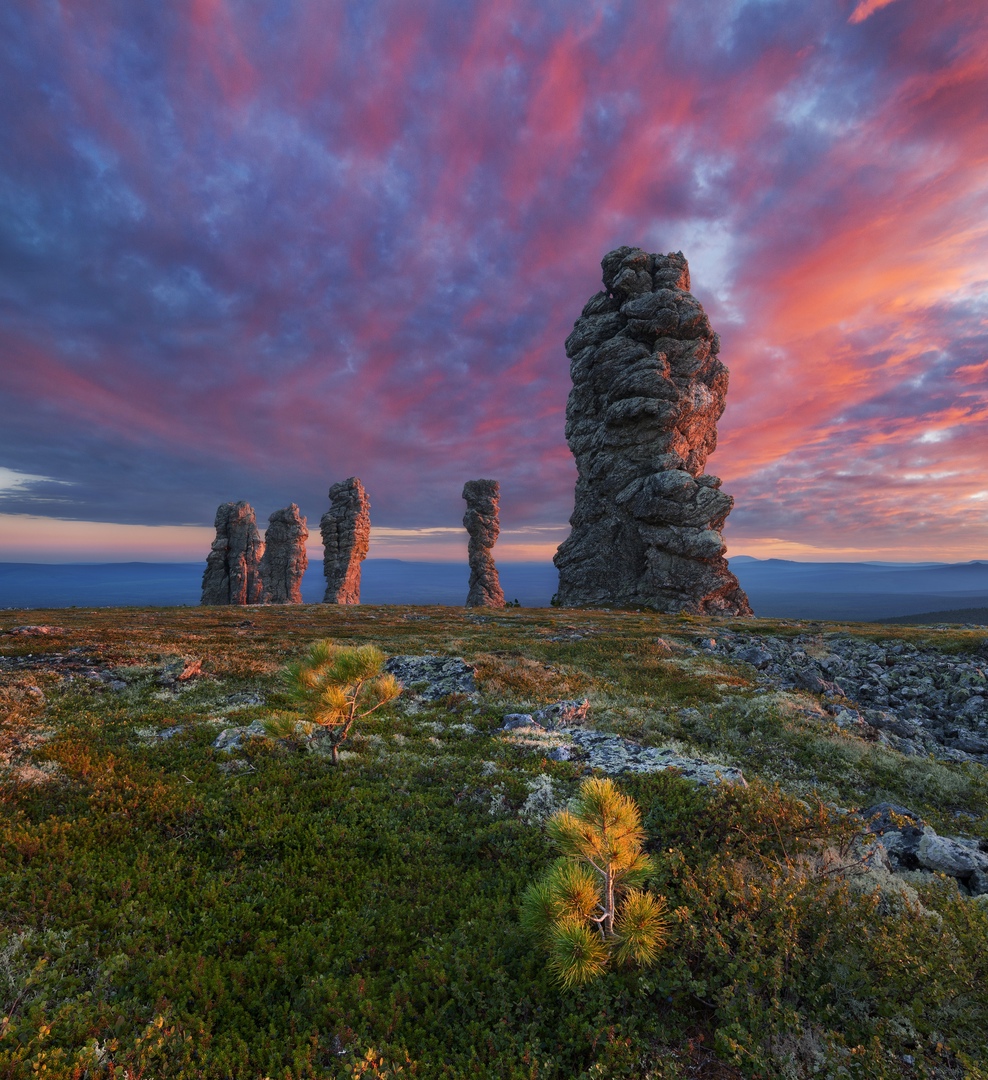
462, 479, 505, 608
201, 501, 265, 605
260, 504, 309, 604
553, 246, 752, 615
321, 477, 371, 604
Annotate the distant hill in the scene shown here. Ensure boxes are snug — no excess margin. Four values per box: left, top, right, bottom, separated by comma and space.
729, 557, 988, 621
881, 607, 988, 626
3, 557, 988, 620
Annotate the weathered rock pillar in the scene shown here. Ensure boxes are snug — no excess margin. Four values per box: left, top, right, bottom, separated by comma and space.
201, 501, 265, 605
462, 479, 506, 608
321, 477, 370, 604
553, 246, 752, 614
260, 504, 309, 604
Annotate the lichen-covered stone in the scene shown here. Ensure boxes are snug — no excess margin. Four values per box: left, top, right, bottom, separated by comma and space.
554, 246, 751, 615
462, 479, 505, 608
201, 501, 264, 605
260, 504, 308, 604
384, 655, 477, 700
321, 478, 370, 604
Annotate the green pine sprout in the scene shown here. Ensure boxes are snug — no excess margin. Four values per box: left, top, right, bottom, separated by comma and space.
282, 640, 402, 764
521, 777, 672, 987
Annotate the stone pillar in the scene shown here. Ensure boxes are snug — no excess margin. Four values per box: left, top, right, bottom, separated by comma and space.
553, 246, 752, 614
201, 501, 264, 605
321, 477, 370, 604
260, 504, 308, 604
462, 479, 505, 608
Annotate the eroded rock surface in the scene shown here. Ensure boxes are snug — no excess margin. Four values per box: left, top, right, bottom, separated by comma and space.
554, 246, 751, 614
707, 630, 988, 763
864, 802, 988, 896
384, 655, 477, 700
260, 504, 309, 604
462, 479, 505, 608
321, 478, 370, 604
201, 501, 264, 605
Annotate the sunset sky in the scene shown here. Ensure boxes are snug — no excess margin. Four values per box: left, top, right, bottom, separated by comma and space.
1, 0, 986, 564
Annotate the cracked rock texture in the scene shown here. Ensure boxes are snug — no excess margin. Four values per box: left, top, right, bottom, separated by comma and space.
554, 246, 751, 615
462, 479, 505, 608
384, 655, 477, 700
201, 501, 264, 605
321, 478, 370, 604
260, 504, 309, 604
708, 630, 988, 764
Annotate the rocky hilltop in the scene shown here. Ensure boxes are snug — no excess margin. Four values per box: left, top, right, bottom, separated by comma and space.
554, 246, 751, 615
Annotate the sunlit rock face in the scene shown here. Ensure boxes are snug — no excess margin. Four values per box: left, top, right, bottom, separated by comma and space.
321, 477, 370, 604
260, 504, 308, 604
553, 246, 752, 615
201, 501, 265, 605
462, 478, 505, 608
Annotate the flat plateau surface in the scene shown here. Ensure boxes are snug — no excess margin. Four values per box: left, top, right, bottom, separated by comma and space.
2, 605, 987, 1078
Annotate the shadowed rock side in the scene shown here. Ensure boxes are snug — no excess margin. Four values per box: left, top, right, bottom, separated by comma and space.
462, 479, 505, 608
201, 501, 265, 605
260, 504, 309, 604
321, 477, 370, 604
554, 246, 752, 615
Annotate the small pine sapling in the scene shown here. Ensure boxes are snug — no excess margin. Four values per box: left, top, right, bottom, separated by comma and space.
283, 640, 402, 764
521, 776, 671, 987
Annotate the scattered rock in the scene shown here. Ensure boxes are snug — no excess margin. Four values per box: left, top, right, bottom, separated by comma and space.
212, 720, 270, 753
321, 477, 371, 604
462, 479, 505, 608
201, 501, 265, 605
260, 504, 309, 604
532, 699, 589, 729
502, 714, 539, 730
158, 657, 203, 686
225, 691, 265, 708
560, 728, 746, 785
5, 625, 66, 636
384, 655, 477, 700
711, 631, 988, 763
863, 802, 988, 896
553, 246, 751, 615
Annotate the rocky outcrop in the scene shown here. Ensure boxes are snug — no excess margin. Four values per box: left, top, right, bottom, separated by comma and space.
462, 479, 505, 608
260, 504, 309, 604
705, 630, 988, 763
201, 501, 264, 605
864, 802, 988, 896
321, 478, 370, 604
554, 246, 751, 614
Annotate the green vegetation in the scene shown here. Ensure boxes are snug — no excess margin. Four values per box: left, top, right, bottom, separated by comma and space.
282, 640, 402, 764
522, 777, 669, 987
1, 604, 987, 1077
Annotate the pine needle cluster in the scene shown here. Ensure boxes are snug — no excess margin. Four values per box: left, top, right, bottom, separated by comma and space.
282, 639, 402, 764
521, 777, 671, 987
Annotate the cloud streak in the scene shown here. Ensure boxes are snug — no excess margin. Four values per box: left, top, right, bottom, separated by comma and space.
1, 0, 986, 562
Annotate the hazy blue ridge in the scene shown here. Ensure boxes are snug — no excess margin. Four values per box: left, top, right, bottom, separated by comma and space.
2, 558, 988, 620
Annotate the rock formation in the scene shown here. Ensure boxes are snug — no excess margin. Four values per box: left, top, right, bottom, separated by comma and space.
201, 501, 265, 605
462, 479, 505, 608
553, 246, 751, 614
260, 504, 309, 604
321, 477, 370, 604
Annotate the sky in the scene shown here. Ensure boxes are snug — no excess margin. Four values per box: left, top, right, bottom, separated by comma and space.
1, 0, 986, 564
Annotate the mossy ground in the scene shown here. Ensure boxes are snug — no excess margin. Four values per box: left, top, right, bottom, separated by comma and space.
1, 605, 987, 1078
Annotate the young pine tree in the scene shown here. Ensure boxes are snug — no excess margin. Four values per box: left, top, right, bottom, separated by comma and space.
283, 640, 401, 764
521, 776, 671, 987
